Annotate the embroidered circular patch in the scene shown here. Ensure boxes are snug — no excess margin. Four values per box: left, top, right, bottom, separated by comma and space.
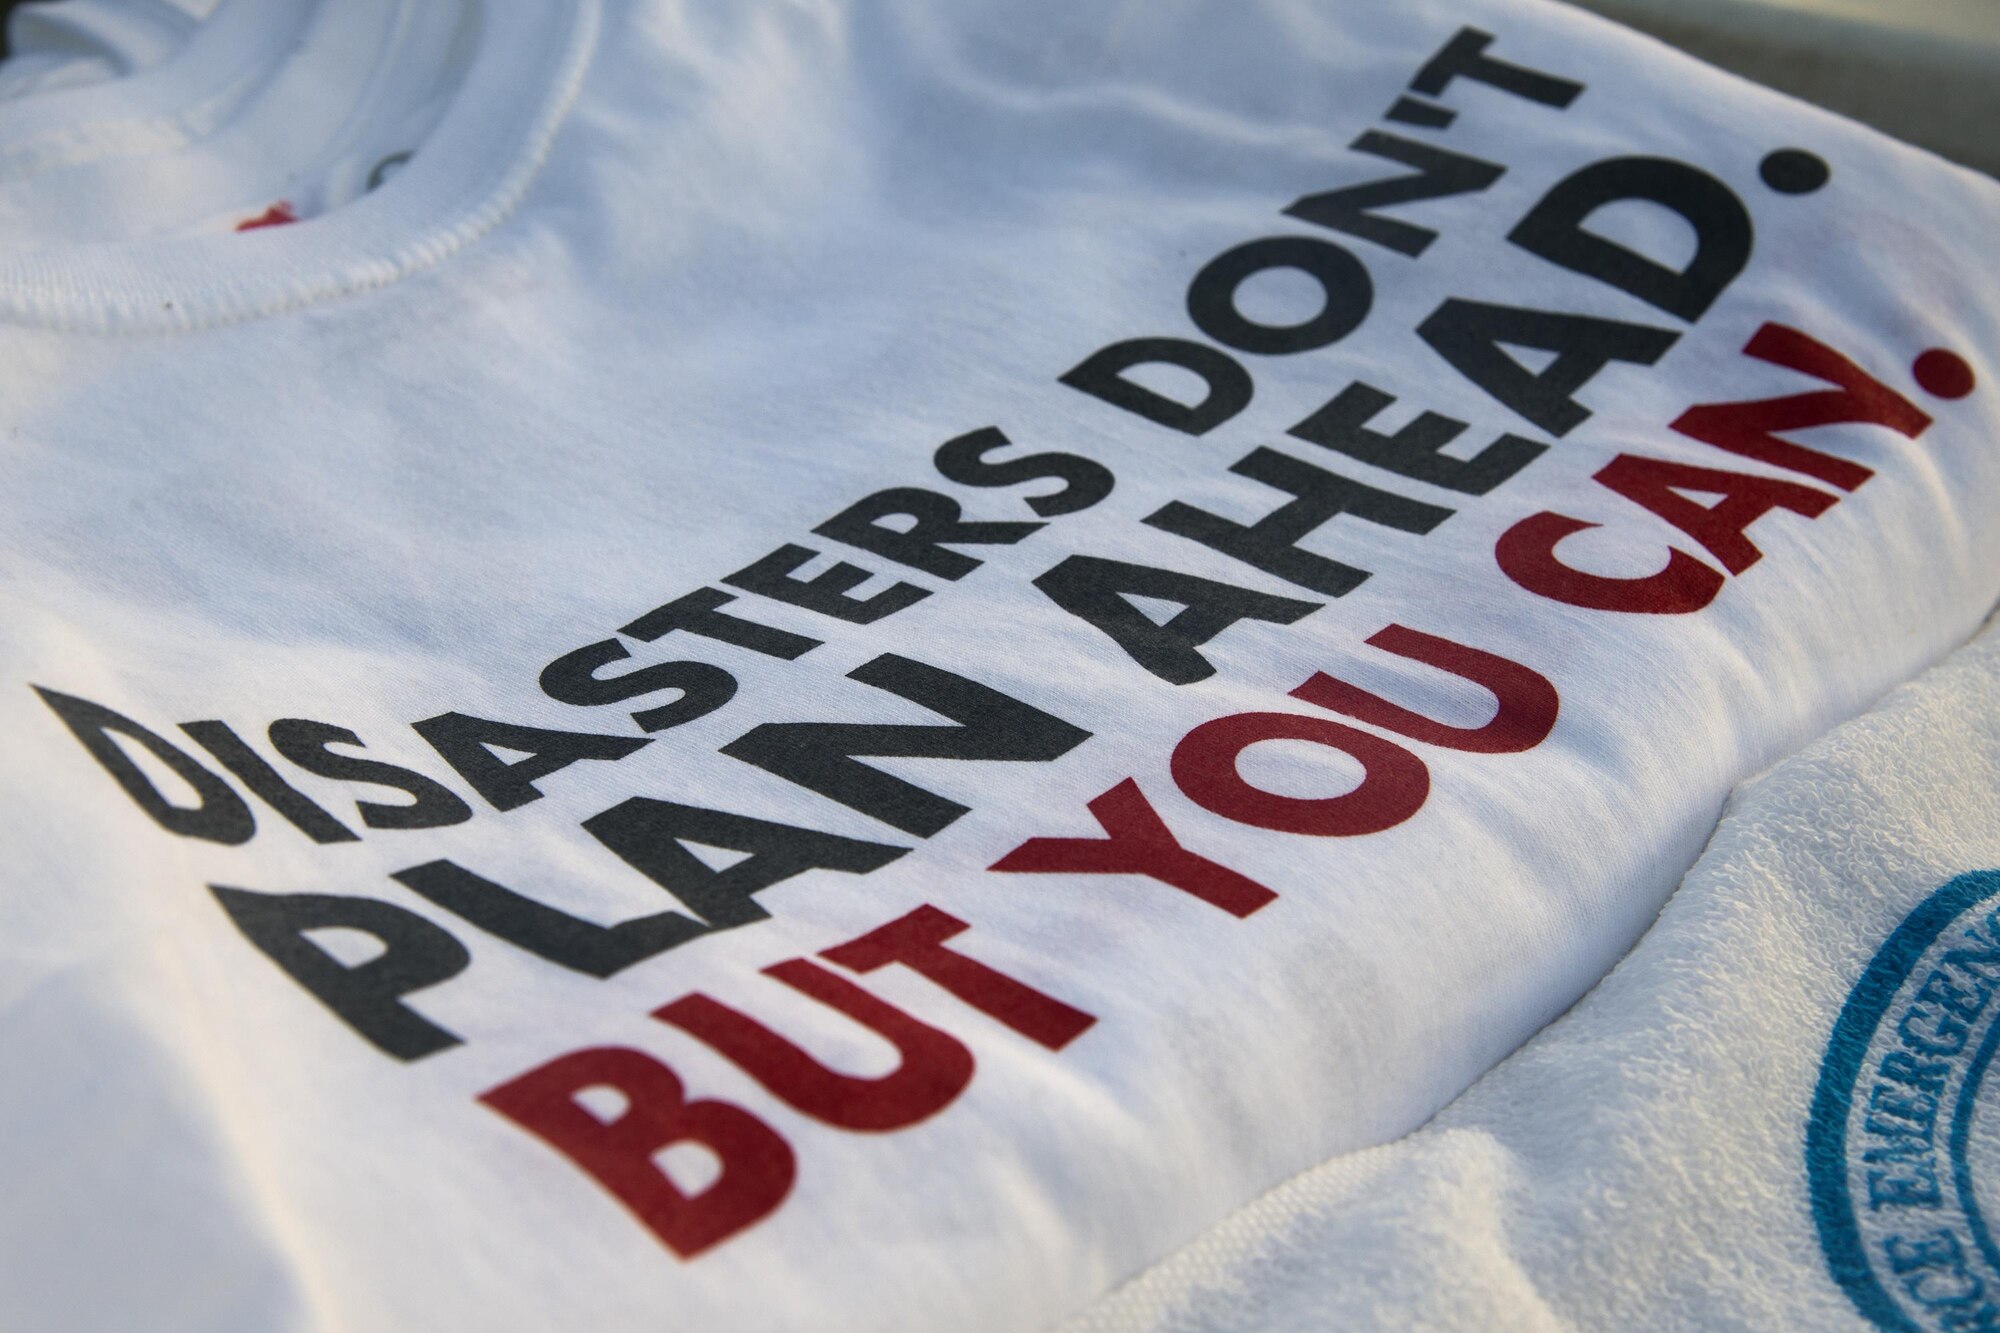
1810, 870, 2000, 1331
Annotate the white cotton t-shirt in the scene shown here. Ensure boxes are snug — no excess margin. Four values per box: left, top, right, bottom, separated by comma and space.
1, 1, 1997, 1330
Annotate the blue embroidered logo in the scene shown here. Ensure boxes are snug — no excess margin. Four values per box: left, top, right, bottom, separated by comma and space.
1810, 870, 2000, 1331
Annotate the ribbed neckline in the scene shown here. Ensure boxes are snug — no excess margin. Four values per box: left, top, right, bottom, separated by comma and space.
0, 0, 598, 334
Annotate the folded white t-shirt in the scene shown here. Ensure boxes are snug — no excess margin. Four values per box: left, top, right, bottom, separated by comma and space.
1, 1, 1997, 1329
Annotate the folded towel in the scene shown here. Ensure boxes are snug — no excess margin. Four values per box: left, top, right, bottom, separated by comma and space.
1069, 612, 2000, 1331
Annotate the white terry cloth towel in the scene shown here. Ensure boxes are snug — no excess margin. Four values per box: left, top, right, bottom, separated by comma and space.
1065, 610, 2000, 1333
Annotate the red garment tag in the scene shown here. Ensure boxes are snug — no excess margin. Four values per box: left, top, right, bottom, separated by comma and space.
235, 202, 299, 232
